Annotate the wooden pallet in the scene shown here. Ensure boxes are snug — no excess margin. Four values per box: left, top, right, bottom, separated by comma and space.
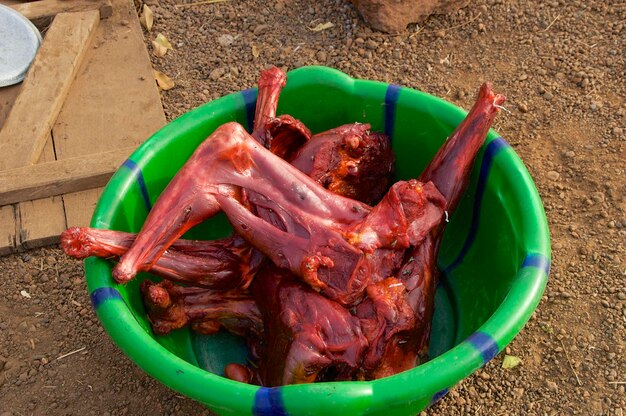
0, 0, 166, 255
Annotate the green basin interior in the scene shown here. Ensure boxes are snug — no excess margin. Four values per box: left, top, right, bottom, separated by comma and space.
85, 66, 550, 416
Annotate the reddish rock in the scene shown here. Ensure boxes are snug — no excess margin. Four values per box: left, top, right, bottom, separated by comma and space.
350, 0, 470, 33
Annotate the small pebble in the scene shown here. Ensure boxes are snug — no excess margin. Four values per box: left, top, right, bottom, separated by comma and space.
365, 39, 378, 50
209, 67, 225, 81
216, 34, 234, 47
591, 192, 605, 202
518, 103, 528, 113
253, 24, 270, 36
545, 380, 558, 392
547, 171, 560, 181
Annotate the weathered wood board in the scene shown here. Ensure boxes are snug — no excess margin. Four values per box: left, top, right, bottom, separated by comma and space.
10, 0, 113, 21
0, 0, 166, 254
0, 10, 100, 171
0, 205, 16, 256
0, 86, 21, 255
0, 84, 21, 125
15, 134, 67, 249
54, 0, 166, 228
0, 146, 136, 206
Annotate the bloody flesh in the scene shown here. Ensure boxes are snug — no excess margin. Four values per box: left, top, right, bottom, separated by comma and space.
61, 66, 505, 386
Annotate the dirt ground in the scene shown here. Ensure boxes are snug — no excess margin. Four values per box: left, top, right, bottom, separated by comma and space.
1, 0, 624, 415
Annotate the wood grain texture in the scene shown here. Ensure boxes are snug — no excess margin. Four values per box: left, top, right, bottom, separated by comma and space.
0, 84, 21, 127
0, 0, 165, 252
55, 0, 165, 227
16, 196, 66, 249
15, 136, 67, 249
0, 146, 136, 206
62, 188, 102, 228
0, 205, 16, 255
0, 58, 66, 251
0, 78, 21, 254
10, 0, 113, 21
0, 10, 100, 171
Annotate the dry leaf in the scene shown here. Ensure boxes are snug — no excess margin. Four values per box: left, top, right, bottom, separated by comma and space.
154, 33, 173, 49
154, 70, 175, 90
152, 41, 168, 57
251, 44, 260, 58
140, 4, 154, 31
152, 33, 173, 57
502, 355, 522, 369
309, 22, 334, 32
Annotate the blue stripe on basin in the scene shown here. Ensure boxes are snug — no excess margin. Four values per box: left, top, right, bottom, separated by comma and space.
429, 388, 449, 406
384, 84, 401, 140
467, 331, 499, 365
443, 137, 510, 274
241, 88, 257, 133
521, 253, 551, 276
90, 287, 123, 309
122, 159, 152, 211
253, 387, 288, 416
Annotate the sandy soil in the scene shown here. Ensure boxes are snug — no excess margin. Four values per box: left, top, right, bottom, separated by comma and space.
1, 0, 624, 415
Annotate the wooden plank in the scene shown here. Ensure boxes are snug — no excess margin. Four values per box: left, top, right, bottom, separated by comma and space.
0, 0, 23, 7
62, 187, 102, 228
54, 0, 165, 227
53, 1, 165, 159
0, 84, 21, 127
0, 38, 66, 251
0, 10, 100, 171
16, 196, 66, 249
0, 146, 135, 206
10, 0, 113, 21
15, 136, 67, 249
0, 78, 21, 255
0, 205, 17, 255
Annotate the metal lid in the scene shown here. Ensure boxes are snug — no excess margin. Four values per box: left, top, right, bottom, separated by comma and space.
0, 4, 42, 87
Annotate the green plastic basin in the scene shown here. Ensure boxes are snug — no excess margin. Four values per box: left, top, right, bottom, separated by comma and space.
85, 66, 550, 415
